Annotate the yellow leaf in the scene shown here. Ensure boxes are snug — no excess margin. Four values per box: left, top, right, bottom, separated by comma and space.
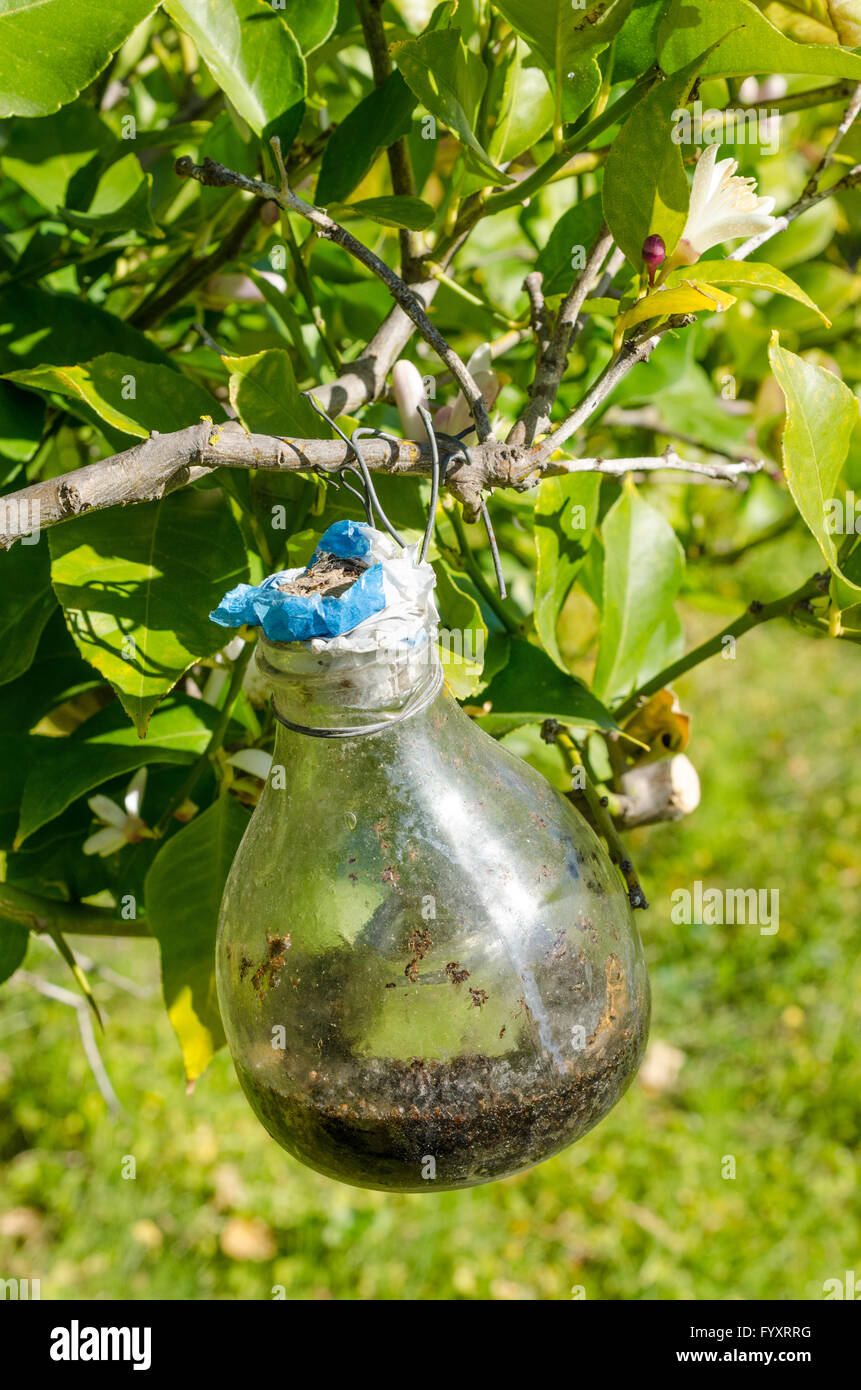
622, 689, 691, 766
614, 282, 737, 346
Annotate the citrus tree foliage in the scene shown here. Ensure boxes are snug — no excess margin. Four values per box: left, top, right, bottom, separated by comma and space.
0, 0, 859, 1081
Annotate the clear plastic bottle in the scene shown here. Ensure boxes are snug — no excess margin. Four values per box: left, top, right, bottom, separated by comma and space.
216, 629, 650, 1192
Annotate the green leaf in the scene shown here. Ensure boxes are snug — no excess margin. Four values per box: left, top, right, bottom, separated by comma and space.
534, 474, 601, 672
0, 0, 159, 117
475, 638, 617, 736
316, 71, 417, 207
334, 195, 436, 231
664, 260, 832, 325
165, 0, 306, 142
283, 0, 337, 53
432, 559, 488, 699
593, 483, 685, 702
485, 37, 554, 166
0, 610, 99, 734
6, 354, 224, 443
615, 0, 672, 81
534, 192, 605, 298
17, 748, 185, 850
49, 492, 249, 734
0, 285, 174, 375
0, 920, 29, 985
14, 694, 224, 845
224, 348, 320, 437
393, 28, 508, 183
1, 106, 110, 210
495, 0, 636, 128
767, 333, 861, 591
61, 160, 161, 239
0, 380, 44, 474
659, 0, 861, 80
146, 796, 250, 1083
602, 46, 722, 267
0, 543, 56, 687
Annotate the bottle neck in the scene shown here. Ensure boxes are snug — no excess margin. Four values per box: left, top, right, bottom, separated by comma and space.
258, 632, 444, 736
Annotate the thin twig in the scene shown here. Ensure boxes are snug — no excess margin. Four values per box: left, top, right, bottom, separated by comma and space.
16, 970, 124, 1115
356, 0, 420, 278
543, 723, 648, 910
730, 162, 861, 261
613, 572, 832, 722
537, 318, 696, 460
509, 225, 614, 447
175, 152, 493, 440
803, 81, 861, 195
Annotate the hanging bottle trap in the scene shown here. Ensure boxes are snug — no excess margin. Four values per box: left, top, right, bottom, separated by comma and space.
210, 429, 650, 1192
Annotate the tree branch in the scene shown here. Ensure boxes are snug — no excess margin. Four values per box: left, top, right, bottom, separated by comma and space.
509, 225, 614, 447
175, 153, 492, 440
0, 420, 760, 547
356, 0, 420, 278
613, 571, 831, 722
0, 882, 150, 938
536, 317, 696, 461
730, 162, 861, 261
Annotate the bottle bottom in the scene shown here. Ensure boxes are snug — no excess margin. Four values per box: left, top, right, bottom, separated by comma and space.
233, 1022, 648, 1192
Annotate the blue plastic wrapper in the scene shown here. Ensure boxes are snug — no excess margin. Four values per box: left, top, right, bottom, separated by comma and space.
210, 520, 387, 642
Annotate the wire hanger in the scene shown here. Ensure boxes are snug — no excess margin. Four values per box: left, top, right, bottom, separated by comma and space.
306, 394, 507, 599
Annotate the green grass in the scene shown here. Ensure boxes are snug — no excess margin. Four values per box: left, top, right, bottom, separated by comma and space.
1, 584, 859, 1300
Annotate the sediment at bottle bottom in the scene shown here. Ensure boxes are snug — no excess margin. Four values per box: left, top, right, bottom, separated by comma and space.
234, 1038, 646, 1191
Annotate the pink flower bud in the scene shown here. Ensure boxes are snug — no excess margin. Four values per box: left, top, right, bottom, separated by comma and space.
642, 234, 666, 285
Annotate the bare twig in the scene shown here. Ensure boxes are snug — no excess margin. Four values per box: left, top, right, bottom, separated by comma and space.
730, 162, 861, 261
356, 0, 420, 278
16, 970, 124, 1115
509, 225, 614, 447
175, 153, 493, 440
803, 81, 861, 195
537, 318, 696, 461
547, 447, 762, 485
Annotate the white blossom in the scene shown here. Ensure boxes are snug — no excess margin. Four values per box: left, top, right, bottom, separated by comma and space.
83, 768, 151, 856
674, 145, 777, 265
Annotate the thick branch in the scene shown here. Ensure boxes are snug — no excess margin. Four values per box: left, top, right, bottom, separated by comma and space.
0, 421, 758, 547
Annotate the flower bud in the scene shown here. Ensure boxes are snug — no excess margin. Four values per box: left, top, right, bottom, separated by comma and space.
392, 360, 430, 440
642, 234, 666, 285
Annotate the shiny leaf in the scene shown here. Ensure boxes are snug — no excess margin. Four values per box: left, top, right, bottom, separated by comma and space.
49, 492, 249, 734
146, 796, 250, 1083
768, 333, 861, 591
534, 474, 601, 672
593, 484, 685, 702
664, 259, 831, 325
659, 0, 861, 79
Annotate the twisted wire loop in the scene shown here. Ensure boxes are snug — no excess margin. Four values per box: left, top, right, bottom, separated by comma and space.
307, 392, 406, 546
306, 394, 507, 599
